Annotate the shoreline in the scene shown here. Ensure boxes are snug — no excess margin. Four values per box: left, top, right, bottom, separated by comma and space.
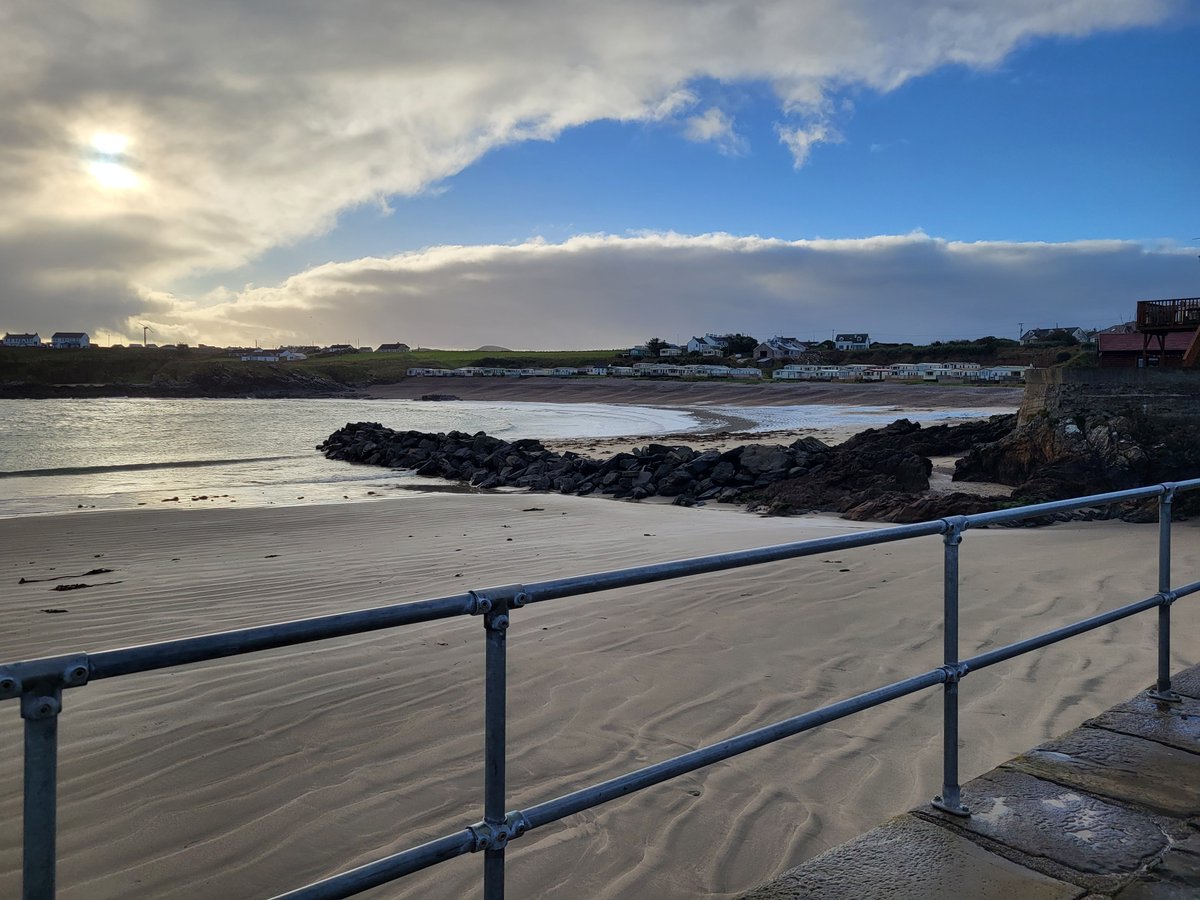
364, 376, 1024, 409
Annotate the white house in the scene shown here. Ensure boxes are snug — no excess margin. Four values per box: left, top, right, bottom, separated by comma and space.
551, 367, 578, 377
51, 332, 90, 349
278, 350, 307, 361
727, 367, 762, 379
686, 334, 729, 355
610, 366, 636, 377
861, 367, 890, 381
240, 352, 280, 362
3, 332, 41, 347
834, 333, 871, 351
582, 366, 609, 376
658, 345, 684, 357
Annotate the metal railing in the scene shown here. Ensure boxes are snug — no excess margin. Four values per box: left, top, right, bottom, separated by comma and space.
3, 478, 1200, 899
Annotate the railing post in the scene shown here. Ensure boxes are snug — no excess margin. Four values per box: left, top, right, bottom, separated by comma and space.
1149, 485, 1181, 702
932, 519, 970, 817
482, 594, 511, 900
21, 686, 63, 900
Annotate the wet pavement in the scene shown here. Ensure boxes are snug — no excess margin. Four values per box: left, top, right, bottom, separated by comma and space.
740, 665, 1200, 899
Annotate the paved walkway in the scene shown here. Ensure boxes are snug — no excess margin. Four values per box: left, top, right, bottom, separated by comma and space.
741, 665, 1200, 899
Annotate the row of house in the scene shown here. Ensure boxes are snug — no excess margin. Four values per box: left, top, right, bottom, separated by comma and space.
774, 362, 1030, 383
407, 363, 763, 379
2, 332, 90, 349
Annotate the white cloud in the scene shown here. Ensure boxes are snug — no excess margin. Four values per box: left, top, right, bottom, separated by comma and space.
777, 121, 842, 168
0, 1, 1179, 336
132, 232, 1197, 349
684, 108, 748, 156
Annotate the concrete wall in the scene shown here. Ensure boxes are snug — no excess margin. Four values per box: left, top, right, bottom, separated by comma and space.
1019, 367, 1200, 425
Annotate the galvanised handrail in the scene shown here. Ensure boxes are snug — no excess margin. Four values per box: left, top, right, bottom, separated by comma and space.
2, 478, 1199, 899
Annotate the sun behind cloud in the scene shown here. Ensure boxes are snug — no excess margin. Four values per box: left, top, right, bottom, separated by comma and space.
86, 132, 140, 190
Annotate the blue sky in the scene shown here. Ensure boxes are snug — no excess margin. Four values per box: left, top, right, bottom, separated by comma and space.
203, 17, 1200, 297
3, 2, 1198, 347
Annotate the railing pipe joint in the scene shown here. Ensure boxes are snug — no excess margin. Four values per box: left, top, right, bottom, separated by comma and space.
468, 812, 529, 853
469, 585, 527, 616
0, 654, 90, 702
940, 516, 968, 545
939, 662, 969, 685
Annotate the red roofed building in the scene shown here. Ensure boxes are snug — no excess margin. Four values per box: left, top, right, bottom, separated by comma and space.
1098, 331, 1194, 368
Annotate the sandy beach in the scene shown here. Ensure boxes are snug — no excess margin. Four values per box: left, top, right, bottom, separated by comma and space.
2, 492, 1197, 899
365, 376, 1023, 410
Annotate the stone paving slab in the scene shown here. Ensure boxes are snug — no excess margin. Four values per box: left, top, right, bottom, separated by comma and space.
739, 814, 1083, 900
1112, 831, 1200, 898
1166, 668, 1200, 700
1086, 694, 1200, 755
1004, 726, 1200, 818
931, 768, 1169, 878
738, 664, 1200, 899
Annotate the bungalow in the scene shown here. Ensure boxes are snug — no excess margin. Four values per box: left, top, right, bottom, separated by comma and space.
2, 332, 41, 347
773, 364, 821, 381
727, 367, 762, 379
278, 350, 307, 361
582, 366, 610, 376
241, 352, 280, 362
325, 343, 355, 353
628, 345, 652, 358
754, 337, 810, 362
551, 367, 578, 377
686, 334, 729, 355
51, 332, 90, 349
376, 342, 411, 353
610, 366, 636, 377
963, 366, 1030, 382
834, 333, 871, 351
817, 365, 852, 380
634, 362, 685, 377
680, 364, 731, 378
658, 344, 684, 357
861, 367, 890, 382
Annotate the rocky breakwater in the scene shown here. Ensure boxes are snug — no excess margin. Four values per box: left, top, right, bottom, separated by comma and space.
954, 411, 1200, 519
318, 420, 1011, 521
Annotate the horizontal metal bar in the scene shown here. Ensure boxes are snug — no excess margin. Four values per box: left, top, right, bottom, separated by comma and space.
524, 520, 948, 603
960, 484, 1167, 527
520, 667, 947, 830
271, 829, 476, 900
1173, 580, 1200, 601
963, 594, 1163, 674
85, 594, 478, 680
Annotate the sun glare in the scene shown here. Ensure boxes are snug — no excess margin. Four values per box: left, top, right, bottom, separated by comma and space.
85, 132, 139, 190
87, 160, 140, 189
91, 132, 129, 155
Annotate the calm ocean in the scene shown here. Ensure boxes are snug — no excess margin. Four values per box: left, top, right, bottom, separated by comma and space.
0, 397, 1000, 517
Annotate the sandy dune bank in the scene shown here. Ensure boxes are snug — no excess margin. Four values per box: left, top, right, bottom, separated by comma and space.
1, 494, 1195, 898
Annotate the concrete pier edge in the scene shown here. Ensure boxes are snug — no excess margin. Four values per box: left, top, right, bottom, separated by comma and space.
740, 664, 1200, 899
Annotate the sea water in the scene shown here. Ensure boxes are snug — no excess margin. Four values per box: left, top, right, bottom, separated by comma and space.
0, 397, 1003, 517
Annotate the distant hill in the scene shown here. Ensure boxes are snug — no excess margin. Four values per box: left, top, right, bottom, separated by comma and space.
474, 345, 511, 352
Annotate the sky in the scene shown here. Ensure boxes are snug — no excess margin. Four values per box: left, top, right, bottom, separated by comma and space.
1, 1, 1198, 350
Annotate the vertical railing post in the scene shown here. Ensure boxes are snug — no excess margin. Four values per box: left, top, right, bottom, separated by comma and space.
482, 595, 510, 900
933, 519, 970, 817
1149, 485, 1181, 702
21, 686, 63, 900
